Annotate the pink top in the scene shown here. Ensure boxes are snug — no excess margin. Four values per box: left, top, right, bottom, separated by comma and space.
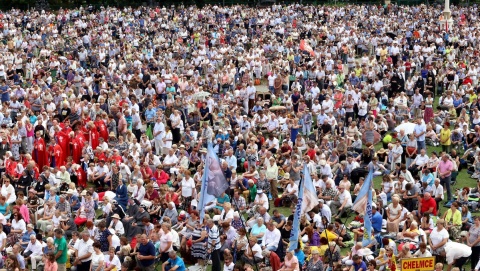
284, 255, 299, 270
19, 204, 29, 224
44, 260, 58, 271
438, 160, 453, 177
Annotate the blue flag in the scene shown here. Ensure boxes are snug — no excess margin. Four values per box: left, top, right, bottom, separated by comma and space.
289, 165, 308, 251
352, 168, 374, 246
301, 165, 318, 213
198, 143, 229, 223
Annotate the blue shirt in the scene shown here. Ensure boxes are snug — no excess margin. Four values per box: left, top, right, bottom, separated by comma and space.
138, 241, 156, 267
295, 250, 305, 266
167, 256, 186, 271
353, 261, 367, 271
372, 211, 383, 233
145, 108, 157, 122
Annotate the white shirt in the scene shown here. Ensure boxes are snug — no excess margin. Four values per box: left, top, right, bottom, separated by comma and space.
153, 122, 166, 140
133, 185, 146, 202
429, 227, 449, 247
262, 228, 281, 248
338, 190, 352, 207
445, 242, 472, 264
25, 240, 43, 256
319, 204, 332, 222
432, 184, 444, 200
254, 193, 269, 209
181, 178, 195, 197
109, 219, 125, 235
74, 238, 94, 262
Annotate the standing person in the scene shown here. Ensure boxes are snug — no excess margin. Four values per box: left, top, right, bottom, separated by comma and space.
153, 118, 165, 156
467, 217, 480, 270
73, 231, 94, 271
136, 234, 156, 271
413, 117, 426, 153
438, 154, 454, 204
206, 219, 221, 271
445, 242, 472, 271
91, 241, 104, 271
54, 229, 68, 271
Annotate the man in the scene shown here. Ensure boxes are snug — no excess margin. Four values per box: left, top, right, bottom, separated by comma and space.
262, 221, 281, 251
415, 192, 437, 220
330, 184, 352, 219
438, 154, 454, 204
432, 179, 444, 211
206, 219, 222, 271
153, 117, 165, 156
54, 228, 68, 271
60, 214, 78, 239
350, 255, 367, 271
23, 234, 43, 271
261, 249, 281, 271
271, 209, 286, 229
12, 244, 26, 271
408, 149, 429, 176
137, 234, 156, 271
414, 117, 426, 152
318, 199, 332, 223
73, 231, 94, 271
162, 250, 185, 271
445, 241, 472, 271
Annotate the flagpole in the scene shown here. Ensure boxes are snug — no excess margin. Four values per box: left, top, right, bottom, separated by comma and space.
231, 191, 260, 271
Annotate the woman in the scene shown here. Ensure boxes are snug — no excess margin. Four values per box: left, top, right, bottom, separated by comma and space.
420, 212, 434, 234
7, 212, 25, 247
232, 227, 248, 258
104, 246, 121, 271
386, 195, 402, 233
279, 249, 300, 271
161, 202, 178, 225
43, 252, 57, 271
148, 197, 162, 223
424, 92, 434, 123
364, 117, 375, 145
75, 191, 95, 226
114, 180, 128, 210
381, 175, 394, 202
265, 157, 279, 199
243, 236, 263, 265
97, 221, 112, 253
1, 177, 16, 204
467, 216, 480, 270
0, 195, 11, 220
304, 226, 320, 246
5, 254, 21, 271
91, 241, 105, 271
159, 223, 173, 262
397, 220, 420, 252
36, 200, 55, 233
191, 218, 208, 266
440, 122, 452, 153
251, 217, 267, 244
171, 110, 182, 144
305, 247, 323, 271
405, 134, 417, 168
461, 205, 472, 231
10, 126, 21, 161
442, 201, 462, 239
105, 165, 122, 192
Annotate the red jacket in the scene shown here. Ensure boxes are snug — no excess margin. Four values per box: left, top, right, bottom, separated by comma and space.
153, 170, 170, 185
269, 252, 281, 271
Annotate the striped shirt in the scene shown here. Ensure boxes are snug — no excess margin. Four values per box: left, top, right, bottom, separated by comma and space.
208, 225, 221, 250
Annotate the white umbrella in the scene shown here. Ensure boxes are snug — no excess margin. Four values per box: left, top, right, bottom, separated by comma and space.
192, 91, 211, 101
395, 122, 416, 135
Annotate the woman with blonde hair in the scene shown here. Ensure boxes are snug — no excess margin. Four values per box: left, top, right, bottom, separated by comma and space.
386, 195, 403, 233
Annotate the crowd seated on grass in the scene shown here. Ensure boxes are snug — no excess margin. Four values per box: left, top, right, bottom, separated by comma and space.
1, 2, 480, 271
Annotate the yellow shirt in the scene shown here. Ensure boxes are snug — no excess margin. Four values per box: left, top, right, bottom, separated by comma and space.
320, 230, 338, 242
440, 128, 451, 146
470, 94, 478, 103
444, 209, 462, 226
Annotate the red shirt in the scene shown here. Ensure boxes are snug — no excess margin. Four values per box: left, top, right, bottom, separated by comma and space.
420, 197, 437, 216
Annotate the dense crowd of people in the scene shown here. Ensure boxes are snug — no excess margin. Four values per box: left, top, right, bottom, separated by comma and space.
0, 2, 480, 271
